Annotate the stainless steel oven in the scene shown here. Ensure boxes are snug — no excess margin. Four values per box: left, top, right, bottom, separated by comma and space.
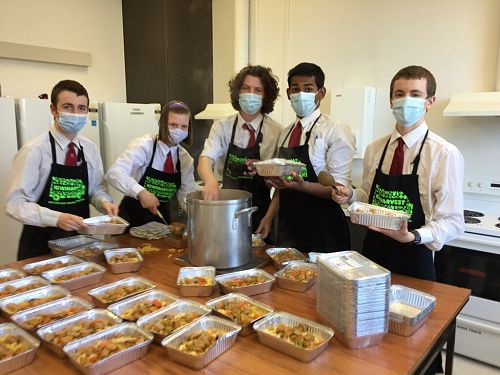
435, 185, 500, 368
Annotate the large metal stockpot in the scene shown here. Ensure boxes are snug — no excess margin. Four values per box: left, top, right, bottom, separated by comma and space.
187, 189, 257, 269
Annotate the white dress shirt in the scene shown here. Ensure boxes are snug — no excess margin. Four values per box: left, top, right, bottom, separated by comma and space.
5, 127, 112, 228
276, 109, 356, 187
200, 113, 283, 178
351, 122, 465, 251
105, 133, 195, 205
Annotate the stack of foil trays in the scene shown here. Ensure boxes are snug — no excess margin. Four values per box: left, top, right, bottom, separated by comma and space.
316, 251, 391, 349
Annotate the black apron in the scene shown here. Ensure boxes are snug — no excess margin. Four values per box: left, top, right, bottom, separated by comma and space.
277, 116, 350, 252
362, 130, 436, 280
222, 118, 271, 233
18, 133, 90, 260
119, 138, 181, 227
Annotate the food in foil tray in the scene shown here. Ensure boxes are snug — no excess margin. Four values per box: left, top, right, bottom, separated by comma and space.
223, 275, 267, 289
177, 329, 223, 356
72, 334, 146, 366
0, 334, 32, 360
20, 306, 87, 330
26, 259, 80, 275
213, 300, 268, 325
120, 299, 169, 321
108, 253, 141, 264
268, 248, 307, 266
281, 267, 317, 283
265, 323, 324, 349
52, 266, 97, 282
5, 294, 66, 315
70, 247, 104, 258
0, 270, 25, 283
178, 276, 215, 286
96, 284, 150, 304
44, 319, 116, 347
0, 281, 46, 298
143, 311, 202, 336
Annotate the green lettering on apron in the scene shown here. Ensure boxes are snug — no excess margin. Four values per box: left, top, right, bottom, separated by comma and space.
144, 176, 177, 202
48, 176, 86, 204
372, 183, 414, 217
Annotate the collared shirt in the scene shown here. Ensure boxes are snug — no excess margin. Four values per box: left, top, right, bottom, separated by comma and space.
276, 109, 356, 187
105, 133, 195, 203
351, 122, 465, 251
5, 126, 112, 227
200, 113, 283, 178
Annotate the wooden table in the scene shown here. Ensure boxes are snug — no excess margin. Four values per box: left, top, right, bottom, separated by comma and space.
2, 235, 470, 375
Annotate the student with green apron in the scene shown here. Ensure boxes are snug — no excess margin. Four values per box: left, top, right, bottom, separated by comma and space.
198, 65, 282, 238
5, 80, 117, 260
266, 62, 356, 252
332, 66, 464, 374
106, 101, 195, 228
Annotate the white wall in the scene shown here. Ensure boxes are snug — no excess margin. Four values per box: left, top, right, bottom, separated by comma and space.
0, 0, 126, 263
214, 0, 500, 186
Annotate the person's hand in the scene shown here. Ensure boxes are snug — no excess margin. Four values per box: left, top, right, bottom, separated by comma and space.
138, 189, 160, 215
57, 213, 87, 231
243, 159, 259, 177
202, 180, 220, 200
256, 216, 273, 239
331, 185, 353, 205
368, 220, 414, 243
101, 201, 119, 216
264, 176, 286, 190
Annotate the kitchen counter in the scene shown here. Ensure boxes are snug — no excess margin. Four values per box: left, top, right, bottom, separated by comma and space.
2, 235, 470, 375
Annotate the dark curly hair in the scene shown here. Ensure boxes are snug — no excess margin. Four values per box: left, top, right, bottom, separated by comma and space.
229, 65, 279, 114
158, 100, 193, 147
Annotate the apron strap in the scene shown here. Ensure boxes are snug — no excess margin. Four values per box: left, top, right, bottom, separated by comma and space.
49, 132, 57, 164
377, 137, 392, 171
229, 116, 238, 144
281, 115, 322, 148
411, 129, 429, 175
148, 137, 159, 168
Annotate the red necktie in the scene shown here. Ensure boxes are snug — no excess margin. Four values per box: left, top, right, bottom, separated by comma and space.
65, 142, 78, 166
389, 137, 405, 175
288, 121, 302, 148
242, 123, 256, 148
164, 151, 175, 173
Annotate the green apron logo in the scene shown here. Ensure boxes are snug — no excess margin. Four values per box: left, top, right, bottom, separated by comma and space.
48, 176, 86, 204
144, 176, 177, 202
285, 157, 307, 179
225, 152, 252, 180
372, 184, 413, 216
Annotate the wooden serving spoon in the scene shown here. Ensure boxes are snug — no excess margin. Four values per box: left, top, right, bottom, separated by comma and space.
317, 170, 341, 195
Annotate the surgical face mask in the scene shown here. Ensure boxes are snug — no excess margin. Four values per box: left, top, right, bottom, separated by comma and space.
169, 127, 188, 145
58, 112, 87, 133
239, 93, 263, 115
391, 97, 428, 127
290, 92, 318, 117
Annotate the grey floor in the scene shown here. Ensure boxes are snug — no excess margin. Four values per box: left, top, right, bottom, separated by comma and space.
447, 351, 500, 375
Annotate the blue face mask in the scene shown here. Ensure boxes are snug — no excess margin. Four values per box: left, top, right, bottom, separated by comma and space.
391, 97, 428, 127
239, 93, 263, 115
58, 112, 87, 133
290, 92, 318, 117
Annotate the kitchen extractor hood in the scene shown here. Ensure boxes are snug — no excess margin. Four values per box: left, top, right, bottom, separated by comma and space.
195, 103, 237, 120
443, 92, 500, 116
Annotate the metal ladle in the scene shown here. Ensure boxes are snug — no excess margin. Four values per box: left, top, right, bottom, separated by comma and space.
318, 170, 341, 195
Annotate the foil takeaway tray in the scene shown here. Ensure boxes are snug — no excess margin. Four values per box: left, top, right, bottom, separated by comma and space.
41, 262, 106, 291
206, 293, 274, 336
48, 235, 98, 256
0, 276, 50, 300
63, 322, 153, 375
215, 269, 275, 296
348, 202, 410, 230
265, 247, 308, 269
0, 285, 71, 317
137, 300, 211, 343
176, 266, 216, 297
78, 215, 129, 235
107, 289, 178, 321
104, 248, 144, 274
161, 315, 241, 370
36, 308, 123, 358
0, 322, 40, 374
88, 277, 156, 307
274, 261, 318, 293
23, 255, 84, 275
0, 268, 26, 283
253, 311, 334, 362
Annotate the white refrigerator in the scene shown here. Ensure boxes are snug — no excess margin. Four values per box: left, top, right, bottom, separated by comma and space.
99, 102, 161, 204
0, 98, 22, 263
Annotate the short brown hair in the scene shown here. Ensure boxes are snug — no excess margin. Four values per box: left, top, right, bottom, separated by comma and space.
229, 65, 279, 114
390, 65, 436, 98
158, 100, 193, 146
51, 80, 89, 106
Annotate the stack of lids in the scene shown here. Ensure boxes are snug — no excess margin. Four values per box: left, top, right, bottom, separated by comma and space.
316, 251, 391, 349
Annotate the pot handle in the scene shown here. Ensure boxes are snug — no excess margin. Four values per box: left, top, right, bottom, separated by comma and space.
233, 206, 258, 230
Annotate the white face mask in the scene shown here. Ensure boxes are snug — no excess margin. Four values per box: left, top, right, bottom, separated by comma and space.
169, 128, 188, 145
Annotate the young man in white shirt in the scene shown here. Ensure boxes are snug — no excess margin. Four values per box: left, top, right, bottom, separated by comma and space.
5, 80, 117, 260
198, 65, 282, 237
267, 62, 356, 252
332, 65, 465, 282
